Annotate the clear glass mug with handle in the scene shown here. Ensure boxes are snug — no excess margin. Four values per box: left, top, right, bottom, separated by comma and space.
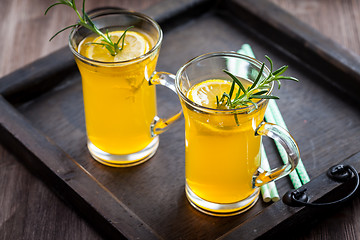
174, 52, 300, 216
69, 9, 181, 167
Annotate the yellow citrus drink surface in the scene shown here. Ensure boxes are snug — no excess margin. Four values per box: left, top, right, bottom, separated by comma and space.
184, 79, 266, 203
76, 29, 158, 155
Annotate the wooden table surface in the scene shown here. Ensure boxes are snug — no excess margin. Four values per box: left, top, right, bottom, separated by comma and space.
1, 0, 359, 239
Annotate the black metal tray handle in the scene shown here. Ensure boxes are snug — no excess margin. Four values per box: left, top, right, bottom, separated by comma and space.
283, 165, 359, 207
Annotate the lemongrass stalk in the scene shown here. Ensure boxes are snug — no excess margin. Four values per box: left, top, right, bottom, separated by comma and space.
261, 144, 280, 202
267, 99, 310, 185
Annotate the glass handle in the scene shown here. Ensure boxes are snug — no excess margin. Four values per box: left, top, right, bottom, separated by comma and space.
254, 122, 300, 187
149, 71, 182, 136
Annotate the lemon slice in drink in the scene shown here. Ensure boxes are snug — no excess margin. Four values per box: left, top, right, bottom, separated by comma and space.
82, 30, 150, 62
187, 79, 234, 109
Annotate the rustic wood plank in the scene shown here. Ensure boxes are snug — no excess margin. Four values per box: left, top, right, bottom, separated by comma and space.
223, 0, 360, 104
0, 47, 76, 103
0, 1, 360, 240
0, 145, 103, 240
269, 0, 360, 56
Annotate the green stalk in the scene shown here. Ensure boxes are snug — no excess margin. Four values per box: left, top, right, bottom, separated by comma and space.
45, 0, 132, 56
216, 56, 298, 111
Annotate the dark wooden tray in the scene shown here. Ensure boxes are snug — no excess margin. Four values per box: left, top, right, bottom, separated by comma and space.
1, 0, 360, 239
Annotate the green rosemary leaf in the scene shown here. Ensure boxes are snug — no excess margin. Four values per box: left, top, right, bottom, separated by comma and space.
216, 93, 227, 108
82, 0, 85, 17
272, 65, 288, 76
228, 79, 236, 99
265, 55, 273, 72
219, 93, 226, 103
247, 99, 258, 109
235, 87, 243, 99
45, 3, 63, 15
49, 24, 78, 41
231, 96, 248, 106
223, 70, 246, 94
277, 76, 299, 81
117, 26, 130, 45
106, 29, 111, 39
251, 90, 268, 96
105, 44, 116, 56
223, 92, 231, 104
123, 26, 134, 48
257, 86, 270, 90
234, 114, 239, 126
249, 63, 265, 90
64, 0, 73, 5
250, 95, 279, 99
83, 12, 93, 27
276, 79, 282, 89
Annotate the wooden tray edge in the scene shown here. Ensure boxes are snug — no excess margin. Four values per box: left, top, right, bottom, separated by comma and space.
224, 0, 360, 104
0, 95, 161, 239
0, 0, 359, 238
220, 151, 360, 239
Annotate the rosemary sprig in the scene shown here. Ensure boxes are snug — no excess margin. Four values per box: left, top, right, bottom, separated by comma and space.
45, 0, 131, 56
216, 56, 298, 110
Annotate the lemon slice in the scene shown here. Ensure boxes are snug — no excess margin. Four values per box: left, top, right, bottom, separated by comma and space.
81, 30, 150, 62
187, 79, 234, 108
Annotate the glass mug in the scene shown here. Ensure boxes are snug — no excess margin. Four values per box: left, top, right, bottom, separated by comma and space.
174, 52, 300, 216
69, 9, 181, 167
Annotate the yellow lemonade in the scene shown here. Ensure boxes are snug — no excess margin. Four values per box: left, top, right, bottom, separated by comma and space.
184, 79, 267, 203
75, 29, 159, 155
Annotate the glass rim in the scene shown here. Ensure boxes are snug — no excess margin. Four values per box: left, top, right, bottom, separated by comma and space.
175, 51, 273, 113
68, 9, 163, 65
